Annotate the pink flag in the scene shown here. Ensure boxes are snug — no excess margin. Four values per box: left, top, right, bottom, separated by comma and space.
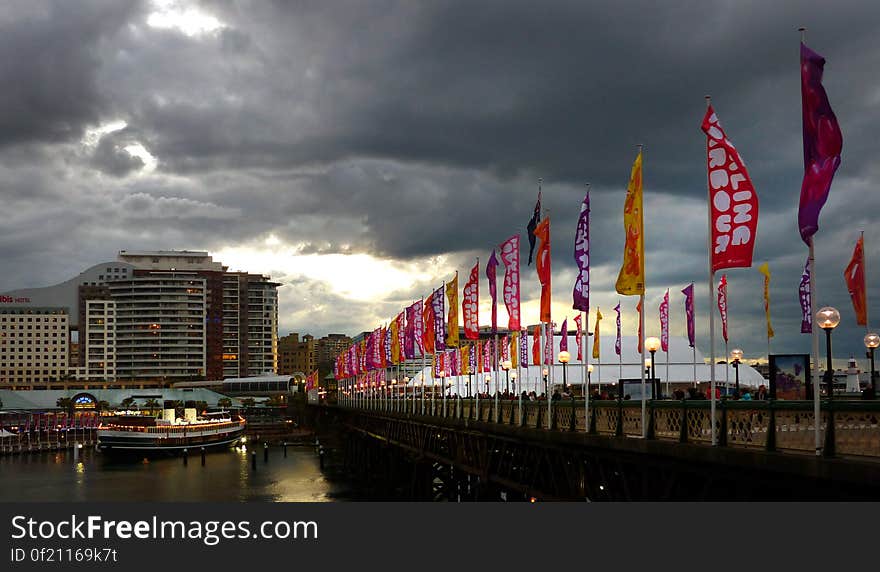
659, 289, 669, 352
681, 283, 695, 348
499, 235, 521, 331
544, 323, 554, 365
573, 190, 590, 312
559, 318, 568, 352
717, 274, 729, 343
500, 335, 510, 362
702, 105, 759, 272
463, 263, 480, 340
482, 338, 493, 372
798, 42, 843, 245
412, 298, 425, 355
486, 250, 499, 333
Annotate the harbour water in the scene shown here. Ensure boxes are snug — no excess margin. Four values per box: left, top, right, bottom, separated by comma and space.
0, 444, 356, 502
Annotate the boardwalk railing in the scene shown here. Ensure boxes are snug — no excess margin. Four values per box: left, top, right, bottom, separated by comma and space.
337, 395, 880, 460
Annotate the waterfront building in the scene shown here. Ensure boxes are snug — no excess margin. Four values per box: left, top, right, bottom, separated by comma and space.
0, 308, 69, 386
0, 250, 280, 386
316, 334, 352, 369
278, 333, 316, 376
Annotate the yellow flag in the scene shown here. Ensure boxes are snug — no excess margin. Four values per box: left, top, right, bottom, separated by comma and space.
615, 151, 645, 295
390, 320, 400, 364
592, 308, 603, 360
460, 345, 470, 375
446, 274, 460, 347
758, 262, 774, 339
510, 331, 519, 369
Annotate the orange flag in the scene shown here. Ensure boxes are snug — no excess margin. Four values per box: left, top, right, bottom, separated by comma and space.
534, 217, 552, 322
422, 298, 435, 354
615, 151, 645, 295
844, 234, 867, 325
532, 325, 541, 365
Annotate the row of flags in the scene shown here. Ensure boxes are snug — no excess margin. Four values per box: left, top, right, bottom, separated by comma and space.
337, 37, 861, 387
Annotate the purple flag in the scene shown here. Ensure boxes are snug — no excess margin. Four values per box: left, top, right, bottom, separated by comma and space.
659, 290, 669, 353
573, 190, 590, 312
799, 258, 812, 333
412, 298, 425, 355
486, 250, 499, 333
431, 286, 446, 351
559, 318, 568, 352
519, 329, 528, 367
681, 283, 695, 348
527, 190, 542, 265
469, 343, 477, 372
544, 322, 554, 365
614, 302, 622, 356
798, 42, 843, 245
384, 325, 393, 365
404, 303, 417, 360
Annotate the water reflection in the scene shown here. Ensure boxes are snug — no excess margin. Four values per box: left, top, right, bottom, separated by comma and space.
0, 445, 350, 502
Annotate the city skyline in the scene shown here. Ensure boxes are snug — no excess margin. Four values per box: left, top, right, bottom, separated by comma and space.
1, 1, 879, 364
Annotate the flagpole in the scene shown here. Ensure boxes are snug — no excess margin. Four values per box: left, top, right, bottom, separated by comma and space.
638, 143, 646, 437
862, 230, 869, 332
706, 95, 718, 446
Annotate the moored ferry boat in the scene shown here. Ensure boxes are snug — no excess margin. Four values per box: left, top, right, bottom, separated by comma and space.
97, 408, 246, 454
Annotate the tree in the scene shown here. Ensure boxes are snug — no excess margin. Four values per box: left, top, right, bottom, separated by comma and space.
217, 398, 232, 409
144, 399, 161, 416
240, 398, 256, 408
96, 400, 110, 412
56, 397, 72, 414
120, 397, 136, 410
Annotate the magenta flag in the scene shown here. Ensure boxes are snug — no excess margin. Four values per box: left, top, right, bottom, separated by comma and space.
412, 298, 425, 355
499, 235, 521, 331
483, 338, 493, 372
384, 325, 393, 365
500, 335, 510, 362
431, 286, 446, 351
798, 42, 843, 245
544, 323, 553, 365
404, 303, 415, 359
519, 329, 529, 367
681, 283, 695, 348
717, 274, 729, 343
574, 313, 583, 361
614, 302, 622, 356
799, 258, 812, 333
572, 190, 590, 312
659, 290, 669, 353
486, 250, 499, 333
559, 318, 568, 352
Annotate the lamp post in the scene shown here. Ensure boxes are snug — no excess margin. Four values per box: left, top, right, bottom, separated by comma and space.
558, 350, 570, 392
817, 306, 840, 457
542, 367, 549, 397
587, 363, 593, 396
645, 337, 660, 399
484, 374, 491, 396
510, 370, 517, 395
864, 333, 879, 399
502, 360, 512, 394
644, 358, 652, 399
730, 348, 743, 398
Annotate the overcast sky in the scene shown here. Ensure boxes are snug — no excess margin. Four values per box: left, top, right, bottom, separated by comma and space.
2, 0, 879, 365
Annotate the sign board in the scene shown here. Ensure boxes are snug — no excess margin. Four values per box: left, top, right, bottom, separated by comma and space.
768, 354, 811, 400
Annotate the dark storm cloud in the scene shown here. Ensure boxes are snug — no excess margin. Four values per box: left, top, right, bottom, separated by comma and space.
1, 0, 879, 359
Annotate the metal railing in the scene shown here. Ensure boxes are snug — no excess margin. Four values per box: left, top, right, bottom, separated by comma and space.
337, 395, 880, 460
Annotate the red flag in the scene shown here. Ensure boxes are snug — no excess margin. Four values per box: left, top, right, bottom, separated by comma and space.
532, 325, 541, 365
659, 289, 669, 353
636, 299, 643, 353
844, 235, 867, 325
422, 296, 435, 354
534, 217, 552, 323
702, 105, 759, 272
717, 274, 729, 343
463, 262, 480, 339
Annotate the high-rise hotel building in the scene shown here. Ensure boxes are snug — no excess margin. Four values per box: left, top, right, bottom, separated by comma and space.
0, 251, 279, 386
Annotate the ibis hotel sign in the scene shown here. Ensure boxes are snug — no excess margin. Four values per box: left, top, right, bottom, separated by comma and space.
0, 296, 31, 304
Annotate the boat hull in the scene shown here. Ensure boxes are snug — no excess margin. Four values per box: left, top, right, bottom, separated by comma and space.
97, 425, 245, 455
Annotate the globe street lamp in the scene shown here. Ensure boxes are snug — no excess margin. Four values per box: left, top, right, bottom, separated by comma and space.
510, 370, 518, 395
484, 374, 491, 396
817, 306, 840, 457
645, 337, 661, 399
502, 359, 512, 394
588, 363, 594, 396
730, 348, 743, 397
864, 333, 879, 399
558, 350, 571, 392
